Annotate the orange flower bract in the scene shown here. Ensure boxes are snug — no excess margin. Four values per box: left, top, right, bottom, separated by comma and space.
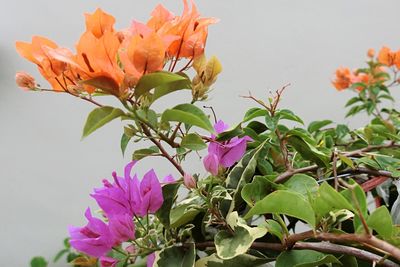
16, 1, 217, 97
332, 67, 353, 91
16, 36, 75, 91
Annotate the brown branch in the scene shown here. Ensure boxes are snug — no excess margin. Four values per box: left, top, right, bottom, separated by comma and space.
274, 143, 399, 184
141, 123, 185, 176
316, 233, 400, 262
191, 240, 398, 266
38, 88, 103, 107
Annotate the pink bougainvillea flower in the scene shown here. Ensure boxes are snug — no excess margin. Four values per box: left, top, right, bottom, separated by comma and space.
162, 174, 175, 184
147, 252, 156, 267
203, 120, 251, 175
92, 161, 164, 217
99, 256, 119, 267
137, 169, 164, 216
68, 208, 114, 258
108, 214, 135, 244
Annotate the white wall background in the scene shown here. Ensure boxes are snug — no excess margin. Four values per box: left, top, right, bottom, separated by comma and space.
1, 0, 400, 266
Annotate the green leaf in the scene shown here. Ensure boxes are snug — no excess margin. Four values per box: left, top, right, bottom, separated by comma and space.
367, 206, 393, 240
263, 219, 284, 240
243, 108, 268, 122
195, 253, 271, 267
341, 180, 367, 231
246, 121, 268, 134
276, 109, 304, 125
226, 141, 267, 212
276, 250, 341, 267
336, 124, 350, 139
181, 133, 207, 150
82, 106, 124, 138
242, 176, 277, 207
265, 113, 279, 131
53, 249, 69, 262
314, 183, 355, 220
155, 244, 195, 267
120, 133, 131, 156
151, 73, 191, 103
345, 96, 361, 107
132, 146, 159, 160
162, 104, 214, 133
170, 204, 202, 228
244, 190, 316, 228
30, 257, 48, 267
135, 71, 188, 99
156, 183, 180, 228
283, 174, 319, 197
287, 135, 329, 167
308, 120, 333, 133
338, 154, 354, 169
215, 212, 267, 260
216, 124, 244, 142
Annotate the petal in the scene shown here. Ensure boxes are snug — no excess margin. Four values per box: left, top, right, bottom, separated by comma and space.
219, 139, 248, 168
203, 153, 219, 175
214, 120, 229, 134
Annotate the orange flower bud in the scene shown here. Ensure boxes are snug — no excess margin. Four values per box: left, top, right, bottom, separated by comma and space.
367, 48, 375, 58
15, 71, 36, 90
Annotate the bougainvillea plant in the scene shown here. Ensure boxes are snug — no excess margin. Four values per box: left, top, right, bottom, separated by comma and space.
17, 1, 400, 267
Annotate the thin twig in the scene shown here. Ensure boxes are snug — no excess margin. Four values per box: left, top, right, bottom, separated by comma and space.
141, 123, 185, 176
274, 143, 399, 184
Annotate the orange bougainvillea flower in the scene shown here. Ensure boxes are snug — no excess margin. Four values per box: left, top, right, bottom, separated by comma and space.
332, 67, 354, 91
16, 36, 75, 91
377, 46, 400, 68
351, 72, 370, 91
147, 4, 175, 32
49, 9, 124, 96
150, 0, 218, 60
85, 8, 115, 38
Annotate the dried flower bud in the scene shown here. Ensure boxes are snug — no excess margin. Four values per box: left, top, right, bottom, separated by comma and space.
367, 48, 375, 58
15, 71, 36, 90
183, 173, 196, 189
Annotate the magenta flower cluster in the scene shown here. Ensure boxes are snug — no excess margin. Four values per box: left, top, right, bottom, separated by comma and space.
68, 161, 168, 265
203, 120, 251, 175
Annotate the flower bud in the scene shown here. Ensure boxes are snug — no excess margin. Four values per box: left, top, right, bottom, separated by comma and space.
203, 153, 219, 176
99, 256, 118, 267
367, 48, 375, 58
183, 173, 196, 189
15, 71, 36, 90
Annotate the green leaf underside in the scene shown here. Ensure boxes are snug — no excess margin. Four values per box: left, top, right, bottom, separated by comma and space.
82, 106, 124, 138
135, 71, 188, 98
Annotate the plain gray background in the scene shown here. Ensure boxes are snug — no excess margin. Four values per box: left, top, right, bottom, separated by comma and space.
2, 0, 400, 266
